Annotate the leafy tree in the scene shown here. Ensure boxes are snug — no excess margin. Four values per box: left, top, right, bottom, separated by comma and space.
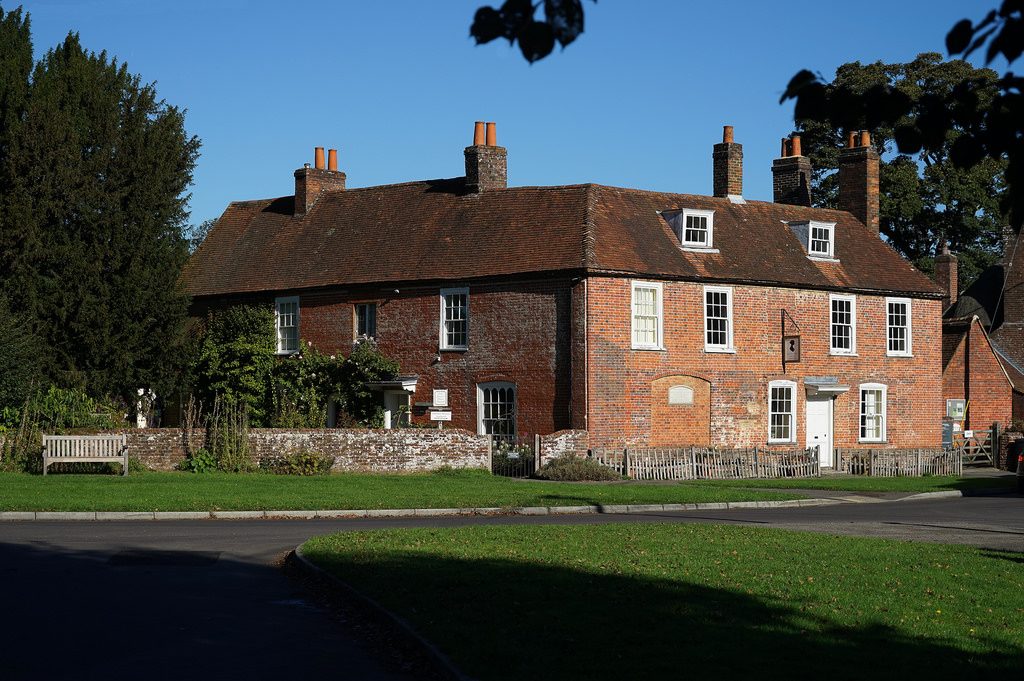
783, 2, 1024, 239
793, 54, 1006, 286
471, 0, 593, 63
0, 9, 200, 404
192, 305, 277, 425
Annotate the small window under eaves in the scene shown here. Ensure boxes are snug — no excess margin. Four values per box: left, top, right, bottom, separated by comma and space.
787, 220, 837, 261
661, 208, 717, 252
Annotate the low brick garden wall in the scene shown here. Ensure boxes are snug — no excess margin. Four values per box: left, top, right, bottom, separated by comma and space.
112, 427, 489, 472
998, 431, 1023, 471
538, 430, 589, 462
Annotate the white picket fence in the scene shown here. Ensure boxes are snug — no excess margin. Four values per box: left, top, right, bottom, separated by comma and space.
836, 448, 962, 477
589, 446, 819, 481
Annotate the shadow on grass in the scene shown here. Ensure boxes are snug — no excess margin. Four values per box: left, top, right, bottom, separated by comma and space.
308, 550, 1023, 681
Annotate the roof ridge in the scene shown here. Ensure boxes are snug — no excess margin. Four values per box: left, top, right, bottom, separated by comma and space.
582, 184, 598, 269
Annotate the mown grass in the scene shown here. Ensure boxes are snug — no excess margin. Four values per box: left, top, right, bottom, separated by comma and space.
302, 524, 1024, 681
693, 475, 1017, 493
0, 469, 800, 512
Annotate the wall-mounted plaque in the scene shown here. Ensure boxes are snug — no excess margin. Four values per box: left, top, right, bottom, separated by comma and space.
783, 335, 801, 362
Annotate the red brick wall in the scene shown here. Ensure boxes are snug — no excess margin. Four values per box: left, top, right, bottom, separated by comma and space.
586, 277, 942, 450
650, 375, 711, 446
942, 319, 1013, 429
208, 278, 576, 439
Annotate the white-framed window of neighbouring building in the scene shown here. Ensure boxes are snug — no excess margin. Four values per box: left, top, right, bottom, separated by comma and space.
886, 297, 912, 356
478, 382, 516, 443
768, 380, 796, 443
859, 383, 887, 443
440, 287, 469, 350
675, 208, 715, 249
829, 294, 856, 355
355, 302, 377, 340
275, 296, 300, 355
704, 285, 734, 352
631, 281, 663, 350
808, 221, 835, 258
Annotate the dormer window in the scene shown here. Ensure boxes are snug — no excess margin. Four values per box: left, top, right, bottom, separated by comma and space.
787, 220, 836, 260
808, 222, 834, 257
664, 208, 715, 250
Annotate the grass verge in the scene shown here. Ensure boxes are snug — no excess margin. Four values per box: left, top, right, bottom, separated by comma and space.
0, 469, 800, 512
302, 524, 1024, 681
692, 475, 1017, 493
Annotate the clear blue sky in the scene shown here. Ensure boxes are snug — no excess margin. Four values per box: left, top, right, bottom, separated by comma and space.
17, 0, 996, 226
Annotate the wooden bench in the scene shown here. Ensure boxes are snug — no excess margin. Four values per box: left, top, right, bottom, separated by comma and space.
42, 434, 129, 476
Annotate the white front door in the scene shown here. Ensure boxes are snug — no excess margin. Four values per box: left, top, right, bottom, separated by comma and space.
805, 396, 834, 467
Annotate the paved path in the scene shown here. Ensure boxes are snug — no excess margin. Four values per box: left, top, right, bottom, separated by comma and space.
1, 494, 1021, 680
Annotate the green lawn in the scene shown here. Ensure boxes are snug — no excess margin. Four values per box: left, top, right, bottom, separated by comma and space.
0, 469, 801, 512
302, 524, 1024, 681
695, 475, 1017, 493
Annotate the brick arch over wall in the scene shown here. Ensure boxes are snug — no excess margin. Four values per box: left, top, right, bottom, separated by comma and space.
650, 375, 711, 446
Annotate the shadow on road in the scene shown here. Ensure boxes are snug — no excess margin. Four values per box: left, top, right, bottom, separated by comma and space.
0, 541, 424, 681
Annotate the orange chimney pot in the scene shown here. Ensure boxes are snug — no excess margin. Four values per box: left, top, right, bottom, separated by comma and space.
473, 121, 485, 146
790, 135, 802, 157
723, 125, 734, 144
859, 130, 871, 147
485, 122, 496, 146
314, 147, 325, 170
327, 148, 338, 172
780, 138, 789, 157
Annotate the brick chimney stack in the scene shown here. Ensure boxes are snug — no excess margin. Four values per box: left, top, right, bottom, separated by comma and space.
294, 146, 346, 216
838, 130, 880, 234
464, 121, 507, 193
772, 134, 812, 206
935, 242, 958, 311
712, 125, 743, 198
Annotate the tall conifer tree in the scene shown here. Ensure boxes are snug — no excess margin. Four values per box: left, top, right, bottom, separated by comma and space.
0, 5, 200, 406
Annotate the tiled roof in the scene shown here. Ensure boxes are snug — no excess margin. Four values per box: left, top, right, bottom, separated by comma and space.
943, 264, 1004, 327
183, 179, 942, 299
992, 326, 1024, 392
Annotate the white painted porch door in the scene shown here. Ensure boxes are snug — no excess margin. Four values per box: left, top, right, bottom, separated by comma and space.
805, 396, 834, 467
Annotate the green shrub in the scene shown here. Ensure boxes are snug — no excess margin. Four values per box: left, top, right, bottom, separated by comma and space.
208, 397, 253, 472
260, 447, 334, 476
536, 456, 621, 482
178, 447, 216, 473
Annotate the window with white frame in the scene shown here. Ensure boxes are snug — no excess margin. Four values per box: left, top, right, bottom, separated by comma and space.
355, 303, 377, 340
886, 298, 912, 356
768, 380, 796, 443
704, 286, 734, 351
830, 295, 856, 355
440, 288, 469, 350
859, 383, 887, 442
631, 281, 663, 350
808, 221, 835, 258
275, 296, 299, 355
674, 209, 715, 249
478, 382, 516, 443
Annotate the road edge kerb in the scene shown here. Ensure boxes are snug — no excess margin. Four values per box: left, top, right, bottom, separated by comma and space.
0, 497, 848, 521
896, 487, 1015, 501
291, 544, 474, 681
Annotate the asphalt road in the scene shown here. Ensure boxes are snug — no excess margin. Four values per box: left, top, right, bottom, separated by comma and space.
1, 494, 1021, 680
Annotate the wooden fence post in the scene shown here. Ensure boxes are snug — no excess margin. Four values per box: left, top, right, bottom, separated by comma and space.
534, 433, 542, 473
487, 436, 493, 472
992, 422, 1001, 467
623, 448, 631, 479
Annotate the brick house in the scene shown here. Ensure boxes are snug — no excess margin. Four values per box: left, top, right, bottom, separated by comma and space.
939, 233, 1024, 427
182, 123, 944, 465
